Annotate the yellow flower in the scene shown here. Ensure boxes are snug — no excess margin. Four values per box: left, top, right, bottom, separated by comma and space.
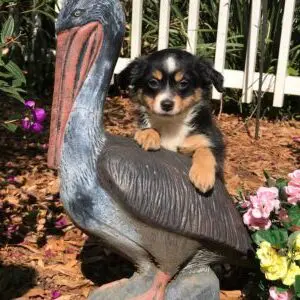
257, 241, 278, 268
262, 256, 288, 281
282, 262, 300, 286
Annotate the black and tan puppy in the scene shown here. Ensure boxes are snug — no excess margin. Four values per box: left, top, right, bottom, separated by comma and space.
116, 49, 225, 193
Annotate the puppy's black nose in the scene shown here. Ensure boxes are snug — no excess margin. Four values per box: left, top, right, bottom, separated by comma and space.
161, 99, 174, 112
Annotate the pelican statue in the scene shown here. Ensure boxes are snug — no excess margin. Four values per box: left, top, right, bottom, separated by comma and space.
48, 0, 253, 299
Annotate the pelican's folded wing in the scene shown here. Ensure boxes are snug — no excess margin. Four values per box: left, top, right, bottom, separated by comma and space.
98, 135, 252, 257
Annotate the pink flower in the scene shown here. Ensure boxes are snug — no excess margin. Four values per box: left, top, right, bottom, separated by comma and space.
6, 224, 19, 239
243, 209, 271, 230
240, 200, 250, 209
293, 136, 300, 143
55, 216, 68, 229
288, 170, 300, 183
51, 290, 61, 299
285, 170, 300, 205
269, 287, 293, 300
242, 187, 280, 230
250, 187, 280, 218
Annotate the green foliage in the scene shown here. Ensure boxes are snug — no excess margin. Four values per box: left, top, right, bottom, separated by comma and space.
0, 0, 58, 100
287, 206, 300, 227
0, 16, 25, 102
1, 15, 14, 43
295, 275, 300, 298
252, 229, 288, 249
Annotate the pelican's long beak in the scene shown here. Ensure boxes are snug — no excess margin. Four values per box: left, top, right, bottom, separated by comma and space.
48, 22, 103, 169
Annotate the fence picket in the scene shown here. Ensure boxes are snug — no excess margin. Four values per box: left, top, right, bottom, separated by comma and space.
241, 0, 261, 103
212, 0, 231, 100
186, 0, 200, 54
273, 0, 296, 107
158, 0, 171, 50
131, 0, 144, 59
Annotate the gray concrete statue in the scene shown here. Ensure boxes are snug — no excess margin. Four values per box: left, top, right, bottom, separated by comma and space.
47, 0, 253, 299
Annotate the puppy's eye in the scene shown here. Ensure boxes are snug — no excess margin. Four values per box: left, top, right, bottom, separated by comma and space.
178, 80, 189, 90
148, 78, 160, 89
72, 9, 85, 18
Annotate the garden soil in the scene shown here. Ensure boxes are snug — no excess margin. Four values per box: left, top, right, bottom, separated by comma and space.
0, 97, 299, 299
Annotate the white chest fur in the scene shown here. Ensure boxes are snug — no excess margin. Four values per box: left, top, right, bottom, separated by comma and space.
148, 110, 195, 152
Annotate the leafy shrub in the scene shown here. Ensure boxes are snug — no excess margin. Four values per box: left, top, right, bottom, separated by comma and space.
0, 16, 26, 102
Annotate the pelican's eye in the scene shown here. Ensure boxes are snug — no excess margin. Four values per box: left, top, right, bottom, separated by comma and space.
72, 9, 85, 18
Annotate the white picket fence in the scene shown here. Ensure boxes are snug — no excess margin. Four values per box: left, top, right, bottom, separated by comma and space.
57, 0, 300, 107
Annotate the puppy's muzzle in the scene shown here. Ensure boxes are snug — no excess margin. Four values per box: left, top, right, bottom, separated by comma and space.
160, 99, 174, 112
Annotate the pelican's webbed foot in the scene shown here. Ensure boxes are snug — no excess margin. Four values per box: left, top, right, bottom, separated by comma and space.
88, 265, 170, 300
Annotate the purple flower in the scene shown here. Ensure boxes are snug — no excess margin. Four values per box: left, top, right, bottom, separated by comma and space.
33, 108, 46, 123
21, 100, 46, 133
31, 122, 43, 133
7, 176, 16, 183
25, 100, 36, 109
21, 117, 31, 131
51, 290, 61, 299
55, 216, 68, 229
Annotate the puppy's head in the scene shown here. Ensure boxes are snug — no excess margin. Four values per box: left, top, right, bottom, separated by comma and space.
117, 49, 224, 116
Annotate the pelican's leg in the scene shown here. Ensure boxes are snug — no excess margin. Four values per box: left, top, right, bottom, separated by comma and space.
165, 265, 220, 300
88, 263, 170, 300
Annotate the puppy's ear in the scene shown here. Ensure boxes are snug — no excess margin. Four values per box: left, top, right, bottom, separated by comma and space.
116, 57, 147, 92
195, 58, 224, 93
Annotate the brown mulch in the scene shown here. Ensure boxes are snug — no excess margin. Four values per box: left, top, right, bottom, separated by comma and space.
0, 96, 299, 299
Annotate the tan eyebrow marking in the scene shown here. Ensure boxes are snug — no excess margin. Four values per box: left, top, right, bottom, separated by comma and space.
174, 71, 184, 82
152, 70, 163, 80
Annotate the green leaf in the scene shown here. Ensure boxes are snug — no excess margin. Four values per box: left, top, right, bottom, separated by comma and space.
1, 16, 14, 44
275, 178, 288, 189
0, 86, 24, 102
0, 79, 9, 87
287, 66, 299, 76
0, 71, 13, 78
263, 169, 270, 179
295, 275, 300, 298
4, 61, 26, 84
12, 79, 23, 87
252, 229, 288, 248
275, 286, 289, 293
287, 206, 300, 227
2, 123, 18, 132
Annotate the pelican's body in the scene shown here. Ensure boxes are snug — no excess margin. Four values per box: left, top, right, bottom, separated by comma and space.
48, 1, 253, 299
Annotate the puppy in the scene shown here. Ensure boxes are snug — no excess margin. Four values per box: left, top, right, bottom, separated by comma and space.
116, 49, 225, 193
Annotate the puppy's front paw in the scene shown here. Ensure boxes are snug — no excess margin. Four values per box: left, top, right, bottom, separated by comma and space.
189, 163, 215, 193
134, 129, 161, 151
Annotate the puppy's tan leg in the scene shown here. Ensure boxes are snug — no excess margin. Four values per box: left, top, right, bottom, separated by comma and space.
179, 135, 216, 192
134, 128, 161, 151
189, 147, 216, 193
178, 134, 212, 155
